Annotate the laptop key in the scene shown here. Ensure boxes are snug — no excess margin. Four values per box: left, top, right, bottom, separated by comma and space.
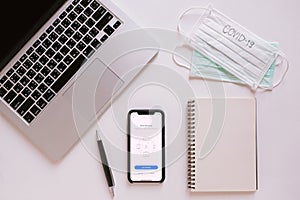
52, 42, 62, 51
43, 89, 55, 102
13, 83, 23, 93
13, 83, 24, 93
45, 76, 54, 86
66, 39, 76, 49
38, 83, 47, 93
65, 28, 75, 37
63, 55, 74, 65
34, 73, 44, 83
55, 25, 65, 35
70, 49, 80, 58
20, 76, 30, 86
29, 52, 39, 62
46, 48, 55, 58
21, 87, 31, 97
104, 25, 114, 36
28, 80, 38, 90
0, 87, 7, 98
36, 46, 46, 55
57, 63, 67, 72
90, 1, 100, 10
54, 53, 64, 63
32, 90, 41, 100
47, 59, 57, 69
23, 59, 33, 69
20, 54, 28, 62
74, 5, 84, 14
36, 98, 47, 109
71, 21, 81, 30
6, 69, 14, 77
113, 21, 121, 29
76, 41, 86, 51
51, 69, 61, 79
4, 80, 14, 90
78, 14, 87, 23
51, 55, 86, 93
68, 11, 78, 21
62, 18, 71, 28
49, 32, 58, 41
66, 4, 74, 13
10, 73, 20, 83
59, 11, 67, 20
60, 46, 70, 55
84, 7, 93, 17
58, 35, 68, 45
26, 69, 36, 79
39, 33, 47, 41
85, 18, 95, 28
26, 47, 34, 55
33, 63, 43, 72
24, 112, 34, 123
53, 18, 61, 27
17, 67, 26, 76
80, 0, 92, 7
95, 12, 113, 31
13, 61, 21, 69
46, 25, 54, 34
83, 46, 94, 57
42, 39, 52, 49
4, 90, 17, 104
39, 55, 49, 65
10, 95, 25, 110
92, 7, 106, 21
33, 40, 41, 48
100, 35, 108, 42
91, 39, 101, 49
83, 34, 92, 44
72, 0, 80, 6
89, 27, 99, 37
30, 105, 41, 116
73, 32, 83, 41
79, 25, 89, 35
0, 76, 8, 84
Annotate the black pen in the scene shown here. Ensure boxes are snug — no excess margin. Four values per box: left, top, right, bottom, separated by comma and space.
96, 130, 115, 197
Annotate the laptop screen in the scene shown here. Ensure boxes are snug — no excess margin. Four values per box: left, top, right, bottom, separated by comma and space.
0, 0, 67, 71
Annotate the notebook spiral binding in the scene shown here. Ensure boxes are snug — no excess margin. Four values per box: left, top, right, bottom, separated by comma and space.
187, 100, 196, 189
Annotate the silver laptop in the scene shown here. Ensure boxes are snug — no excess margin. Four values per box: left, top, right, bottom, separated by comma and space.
0, 0, 158, 161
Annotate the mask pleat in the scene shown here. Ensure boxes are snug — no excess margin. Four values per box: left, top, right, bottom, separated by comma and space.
191, 30, 261, 85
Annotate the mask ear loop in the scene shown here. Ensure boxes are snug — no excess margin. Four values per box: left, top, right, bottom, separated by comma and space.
177, 6, 212, 35
172, 45, 192, 70
272, 54, 289, 89
256, 54, 289, 92
173, 6, 212, 70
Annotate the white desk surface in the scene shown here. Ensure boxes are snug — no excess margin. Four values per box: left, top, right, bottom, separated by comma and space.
1, 0, 300, 199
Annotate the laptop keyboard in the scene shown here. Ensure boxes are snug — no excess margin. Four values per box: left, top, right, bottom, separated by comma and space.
0, 0, 122, 124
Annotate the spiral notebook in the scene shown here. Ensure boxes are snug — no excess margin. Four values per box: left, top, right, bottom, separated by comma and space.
187, 98, 258, 192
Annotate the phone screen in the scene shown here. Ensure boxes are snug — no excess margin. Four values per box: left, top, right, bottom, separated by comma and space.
128, 110, 165, 182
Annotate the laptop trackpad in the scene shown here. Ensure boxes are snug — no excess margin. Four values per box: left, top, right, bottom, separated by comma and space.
63, 58, 124, 122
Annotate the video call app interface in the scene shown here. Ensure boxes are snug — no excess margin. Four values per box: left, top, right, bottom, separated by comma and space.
130, 112, 163, 181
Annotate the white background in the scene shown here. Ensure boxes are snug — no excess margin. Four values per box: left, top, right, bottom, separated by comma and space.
1, 0, 300, 199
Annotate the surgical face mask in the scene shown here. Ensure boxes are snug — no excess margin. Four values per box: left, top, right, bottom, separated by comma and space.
177, 5, 289, 90
191, 43, 278, 89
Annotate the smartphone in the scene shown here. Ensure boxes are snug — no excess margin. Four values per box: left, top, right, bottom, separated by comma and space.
127, 109, 165, 183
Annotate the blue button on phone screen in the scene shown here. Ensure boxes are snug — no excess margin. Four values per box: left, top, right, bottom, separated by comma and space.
134, 165, 158, 170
